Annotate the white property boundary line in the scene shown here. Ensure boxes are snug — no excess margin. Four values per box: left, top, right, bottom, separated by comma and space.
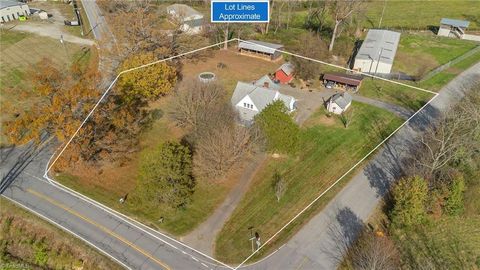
41, 37, 438, 269
1, 195, 132, 270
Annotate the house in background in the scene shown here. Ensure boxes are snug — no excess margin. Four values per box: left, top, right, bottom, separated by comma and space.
437, 18, 480, 41
0, 0, 30, 23
231, 81, 296, 123
238, 40, 284, 61
166, 4, 203, 34
275, 62, 294, 84
326, 93, 352, 115
353, 29, 400, 74
323, 73, 363, 92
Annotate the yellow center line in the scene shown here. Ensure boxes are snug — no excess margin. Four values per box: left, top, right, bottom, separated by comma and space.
27, 189, 171, 270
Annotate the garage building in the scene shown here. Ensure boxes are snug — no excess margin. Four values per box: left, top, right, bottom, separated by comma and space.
323, 73, 363, 92
353, 29, 400, 74
1, 0, 30, 23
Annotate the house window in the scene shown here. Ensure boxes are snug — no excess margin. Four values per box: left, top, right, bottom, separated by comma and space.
244, 103, 247, 108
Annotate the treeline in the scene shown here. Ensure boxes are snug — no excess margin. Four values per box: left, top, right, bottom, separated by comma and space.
340, 86, 480, 269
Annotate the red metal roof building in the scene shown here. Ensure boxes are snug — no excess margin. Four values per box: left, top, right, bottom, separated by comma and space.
275, 62, 294, 84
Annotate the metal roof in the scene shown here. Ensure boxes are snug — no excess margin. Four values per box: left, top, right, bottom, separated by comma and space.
440, 18, 469, 28
323, 73, 363, 86
330, 93, 352, 110
238, 40, 284, 55
277, 62, 294, 76
355, 29, 401, 65
166, 4, 203, 19
0, 0, 25, 9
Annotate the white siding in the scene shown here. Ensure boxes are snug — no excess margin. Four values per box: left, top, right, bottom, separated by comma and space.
0, 4, 30, 22
236, 95, 259, 111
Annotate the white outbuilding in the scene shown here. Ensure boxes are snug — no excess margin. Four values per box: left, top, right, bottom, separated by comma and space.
0, 0, 30, 23
326, 93, 352, 115
353, 29, 401, 74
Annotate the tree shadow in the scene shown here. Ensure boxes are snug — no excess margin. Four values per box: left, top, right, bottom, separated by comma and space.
321, 206, 364, 265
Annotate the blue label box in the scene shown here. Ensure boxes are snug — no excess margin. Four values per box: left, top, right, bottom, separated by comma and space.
211, 0, 269, 23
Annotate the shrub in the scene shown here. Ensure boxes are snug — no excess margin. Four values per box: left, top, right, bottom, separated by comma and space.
445, 176, 466, 216
390, 176, 428, 227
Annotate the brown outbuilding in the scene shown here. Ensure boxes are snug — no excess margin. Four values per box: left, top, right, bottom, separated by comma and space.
323, 73, 363, 92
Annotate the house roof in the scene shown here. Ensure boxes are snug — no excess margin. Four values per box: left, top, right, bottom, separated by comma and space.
355, 29, 401, 65
231, 81, 294, 113
323, 73, 363, 86
277, 62, 294, 76
184, 18, 204, 28
166, 4, 203, 19
330, 93, 352, 110
238, 40, 284, 55
0, 0, 25, 9
440, 18, 469, 28
255, 75, 280, 90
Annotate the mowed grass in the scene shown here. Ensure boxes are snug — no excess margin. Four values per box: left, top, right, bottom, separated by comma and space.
0, 29, 92, 146
393, 32, 479, 77
359, 79, 434, 111
364, 1, 480, 30
215, 102, 404, 263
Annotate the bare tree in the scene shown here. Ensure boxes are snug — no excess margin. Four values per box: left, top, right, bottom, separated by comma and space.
193, 116, 254, 179
170, 79, 226, 129
272, 171, 286, 202
346, 230, 400, 270
326, 0, 365, 52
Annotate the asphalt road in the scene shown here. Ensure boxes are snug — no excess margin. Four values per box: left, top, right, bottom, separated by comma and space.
80, 0, 109, 40
2, 62, 478, 270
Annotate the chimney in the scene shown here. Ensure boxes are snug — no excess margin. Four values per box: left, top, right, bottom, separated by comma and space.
263, 81, 269, 88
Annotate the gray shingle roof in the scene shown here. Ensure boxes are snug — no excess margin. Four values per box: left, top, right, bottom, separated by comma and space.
255, 75, 280, 90
0, 0, 24, 9
231, 81, 295, 121
184, 18, 203, 28
166, 4, 203, 19
330, 93, 352, 110
440, 18, 469, 28
355, 29, 401, 65
238, 40, 284, 55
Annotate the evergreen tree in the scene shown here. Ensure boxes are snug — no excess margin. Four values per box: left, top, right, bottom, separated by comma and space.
445, 176, 465, 216
254, 100, 299, 154
137, 141, 195, 209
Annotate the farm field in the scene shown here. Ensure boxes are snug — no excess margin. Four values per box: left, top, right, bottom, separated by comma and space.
215, 102, 404, 263
0, 30, 93, 146
55, 49, 285, 236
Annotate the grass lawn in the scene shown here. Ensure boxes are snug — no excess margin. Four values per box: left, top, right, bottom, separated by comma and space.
0, 29, 93, 146
393, 32, 479, 77
359, 79, 434, 111
419, 49, 480, 91
363, 1, 480, 30
215, 102, 404, 263
0, 198, 122, 269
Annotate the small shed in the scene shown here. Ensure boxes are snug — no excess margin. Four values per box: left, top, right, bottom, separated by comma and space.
327, 93, 352, 115
238, 40, 284, 61
438, 18, 469, 39
323, 73, 363, 92
275, 62, 294, 84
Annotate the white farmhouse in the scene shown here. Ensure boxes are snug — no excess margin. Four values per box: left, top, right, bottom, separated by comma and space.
353, 29, 400, 74
231, 81, 296, 123
326, 93, 352, 115
0, 0, 30, 23
166, 4, 203, 34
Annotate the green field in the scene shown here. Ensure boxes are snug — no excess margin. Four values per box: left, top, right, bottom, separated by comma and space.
394, 33, 479, 78
215, 102, 404, 263
364, 1, 480, 30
